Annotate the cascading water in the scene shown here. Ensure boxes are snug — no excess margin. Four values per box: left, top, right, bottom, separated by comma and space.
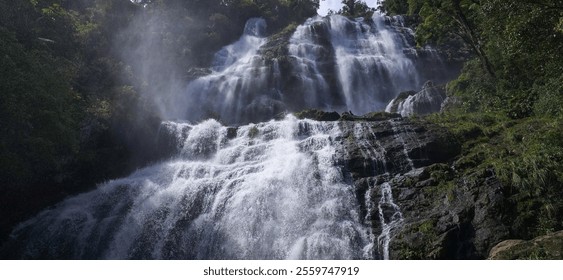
376, 182, 403, 260
284, 13, 424, 116
167, 13, 449, 125
328, 14, 420, 114
287, 17, 333, 109
174, 18, 284, 124
7, 116, 372, 259
351, 123, 404, 260
3, 11, 451, 259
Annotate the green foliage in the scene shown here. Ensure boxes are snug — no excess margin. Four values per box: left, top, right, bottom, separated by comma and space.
426, 111, 563, 239
418, 220, 435, 234
381, 0, 424, 15
0, 0, 149, 239
381, 0, 408, 15
389, 0, 562, 119
445, 60, 498, 112
337, 0, 376, 18
533, 74, 563, 118
479, 0, 563, 118
0, 25, 79, 188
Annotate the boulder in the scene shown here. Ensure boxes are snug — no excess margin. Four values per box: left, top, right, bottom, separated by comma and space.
386, 81, 447, 117
488, 231, 563, 259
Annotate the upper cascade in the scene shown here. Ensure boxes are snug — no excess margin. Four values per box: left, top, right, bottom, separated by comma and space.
166, 14, 455, 125
243, 17, 267, 37
212, 18, 268, 71
327, 13, 421, 114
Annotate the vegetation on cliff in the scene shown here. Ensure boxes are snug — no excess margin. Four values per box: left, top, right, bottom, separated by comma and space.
381, 0, 563, 253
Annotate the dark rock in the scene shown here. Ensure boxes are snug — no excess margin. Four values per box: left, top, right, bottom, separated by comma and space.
330, 114, 521, 260
331, 114, 515, 259
294, 109, 340, 121
341, 111, 402, 121
387, 167, 510, 259
259, 23, 297, 60
339, 118, 460, 177
186, 67, 212, 80
226, 127, 238, 139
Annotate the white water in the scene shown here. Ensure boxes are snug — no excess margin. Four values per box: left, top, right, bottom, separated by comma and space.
287, 16, 333, 109
328, 14, 420, 114
10, 116, 372, 259
376, 182, 403, 260
351, 122, 403, 259
286, 14, 421, 115
168, 13, 434, 124
175, 18, 281, 124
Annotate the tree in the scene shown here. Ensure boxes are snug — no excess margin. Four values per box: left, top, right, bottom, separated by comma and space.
339, 0, 375, 18
417, 0, 495, 78
381, 0, 408, 14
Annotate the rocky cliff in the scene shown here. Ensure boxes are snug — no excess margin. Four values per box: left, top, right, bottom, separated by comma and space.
298, 110, 557, 259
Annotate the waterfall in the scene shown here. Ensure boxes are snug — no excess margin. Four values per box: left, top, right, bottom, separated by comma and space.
328, 14, 420, 114
376, 182, 403, 260
166, 13, 444, 125
7, 116, 372, 259
286, 13, 422, 116
175, 18, 283, 124
3, 12, 450, 260
287, 16, 333, 109
351, 122, 404, 260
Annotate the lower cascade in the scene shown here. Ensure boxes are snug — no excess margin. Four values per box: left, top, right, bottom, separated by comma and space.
6, 117, 370, 259
4, 113, 461, 259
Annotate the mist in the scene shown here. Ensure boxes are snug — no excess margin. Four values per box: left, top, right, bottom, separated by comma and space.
116, 5, 198, 121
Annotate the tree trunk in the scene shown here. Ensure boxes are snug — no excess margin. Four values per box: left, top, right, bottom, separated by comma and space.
452, 0, 496, 78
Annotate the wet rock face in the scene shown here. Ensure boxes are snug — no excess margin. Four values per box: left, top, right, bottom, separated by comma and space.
337, 118, 461, 178
334, 117, 514, 259
386, 168, 510, 259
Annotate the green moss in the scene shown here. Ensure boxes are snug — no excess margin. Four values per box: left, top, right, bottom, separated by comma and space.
418, 220, 435, 234
427, 163, 454, 181
260, 22, 298, 61
397, 244, 425, 260
424, 111, 563, 239
248, 126, 259, 139
358, 111, 402, 121
395, 219, 440, 260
